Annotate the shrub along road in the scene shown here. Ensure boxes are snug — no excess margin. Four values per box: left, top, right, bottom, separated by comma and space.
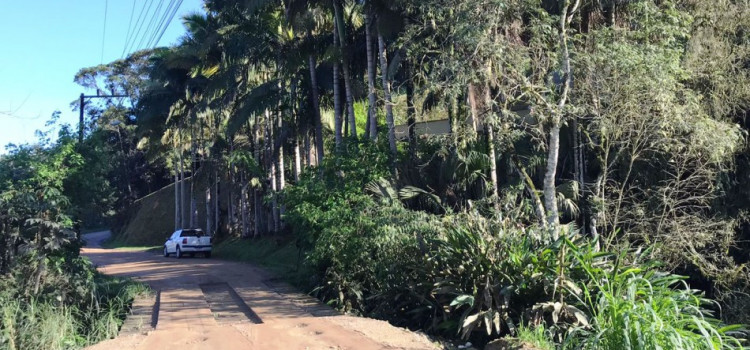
81, 231, 437, 350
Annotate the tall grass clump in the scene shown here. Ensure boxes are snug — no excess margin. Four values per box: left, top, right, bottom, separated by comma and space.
0, 251, 150, 350
0, 297, 79, 350
561, 242, 748, 350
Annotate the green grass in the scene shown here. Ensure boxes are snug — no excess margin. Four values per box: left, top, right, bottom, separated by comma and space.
212, 237, 311, 289
0, 274, 150, 350
516, 325, 556, 350
100, 236, 161, 252
81, 226, 109, 235
563, 243, 749, 350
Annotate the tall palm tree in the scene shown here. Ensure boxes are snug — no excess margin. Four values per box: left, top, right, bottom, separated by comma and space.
364, 1, 378, 140
333, 0, 357, 140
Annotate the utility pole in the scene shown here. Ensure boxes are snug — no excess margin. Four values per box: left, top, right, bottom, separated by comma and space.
78, 92, 128, 144
79, 93, 84, 144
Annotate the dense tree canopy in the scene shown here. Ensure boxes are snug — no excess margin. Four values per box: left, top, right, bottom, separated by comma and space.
4, 0, 750, 348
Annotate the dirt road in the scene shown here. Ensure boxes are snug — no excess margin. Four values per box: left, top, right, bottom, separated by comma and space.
81, 231, 439, 350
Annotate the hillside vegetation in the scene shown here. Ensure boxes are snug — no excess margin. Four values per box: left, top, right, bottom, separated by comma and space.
4, 0, 750, 349
0, 126, 148, 350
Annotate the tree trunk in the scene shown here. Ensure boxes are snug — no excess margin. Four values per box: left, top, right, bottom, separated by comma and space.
405, 60, 416, 156
572, 117, 584, 235
448, 98, 454, 134
484, 87, 499, 203
214, 168, 219, 236
307, 52, 325, 166
310, 131, 318, 167
270, 161, 279, 233
487, 123, 499, 198
343, 90, 349, 138
304, 127, 312, 167
467, 83, 479, 134
512, 158, 547, 229
205, 187, 212, 237
189, 131, 197, 229
332, 21, 344, 148
294, 138, 302, 181
252, 188, 259, 237
365, 10, 378, 140
378, 31, 397, 158
543, 0, 575, 238
241, 172, 249, 238
291, 79, 302, 181
265, 109, 279, 234
334, 0, 357, 140
227, 142, 234, 233
449, 97, 459, 146
174, 154, 180, 231
544, 121, 561, 235
179, 140, 186, 229
277, 100, 286, 230
117, 128, 133, 199
342, 60, 357, 140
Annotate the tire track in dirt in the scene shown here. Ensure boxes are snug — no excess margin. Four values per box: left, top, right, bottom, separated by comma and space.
81, 231, 439, 350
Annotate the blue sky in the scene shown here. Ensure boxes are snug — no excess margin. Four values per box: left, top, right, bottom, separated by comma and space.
0, 0, 204, 152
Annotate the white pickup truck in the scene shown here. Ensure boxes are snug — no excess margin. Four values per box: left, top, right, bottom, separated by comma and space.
163, 229, 212, 258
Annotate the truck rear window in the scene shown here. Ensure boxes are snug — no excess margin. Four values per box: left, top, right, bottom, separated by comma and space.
180, 230, 205, 237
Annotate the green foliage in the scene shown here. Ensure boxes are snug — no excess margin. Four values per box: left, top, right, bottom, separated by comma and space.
435, 221, 560, 339
56, 0, 750, 347
0, 117, 151, 349
284, 168, 749, 346
212, 237, 307, 285
569, 0, 749, 308
562, 242, 747, 349
0, 258, 149, 350
284, 140, 391, 243
516, 325, 556, 350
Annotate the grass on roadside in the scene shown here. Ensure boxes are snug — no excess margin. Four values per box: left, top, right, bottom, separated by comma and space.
100, 236, 161, 252
0, 274, 150, 350
212, 236, 312, 289
81, 227, 109, 235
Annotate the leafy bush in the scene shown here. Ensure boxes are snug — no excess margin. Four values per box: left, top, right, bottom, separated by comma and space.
286, 177, 749, 347
283, 140, 747, 348
286, 161, 561, 338
0, 246, 149, 350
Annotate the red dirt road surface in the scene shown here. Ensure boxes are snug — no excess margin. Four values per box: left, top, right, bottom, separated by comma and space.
81, 231, 439, 350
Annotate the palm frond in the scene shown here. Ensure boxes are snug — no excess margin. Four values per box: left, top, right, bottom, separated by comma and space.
225, 79, 280, 136
556, 180, 580, 218
399, 186, 444, 213
365, 177, 400, 205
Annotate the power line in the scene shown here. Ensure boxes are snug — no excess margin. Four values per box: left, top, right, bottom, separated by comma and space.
132, 0, 160, 53
137, 0, 166, 51
125, 0, 157, 55
121, 0, 185, 57
146, 0, 177, 47
123, 0, 150, 57
122, 0, 137, 58
150, 0, 182, 48
123, 0, 150, 56
100, 0, 108, 63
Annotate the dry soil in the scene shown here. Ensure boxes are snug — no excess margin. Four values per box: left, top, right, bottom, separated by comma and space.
81, 231, 439, 350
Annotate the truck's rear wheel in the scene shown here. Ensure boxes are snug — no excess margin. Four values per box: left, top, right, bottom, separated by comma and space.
163, 246, 169, 257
